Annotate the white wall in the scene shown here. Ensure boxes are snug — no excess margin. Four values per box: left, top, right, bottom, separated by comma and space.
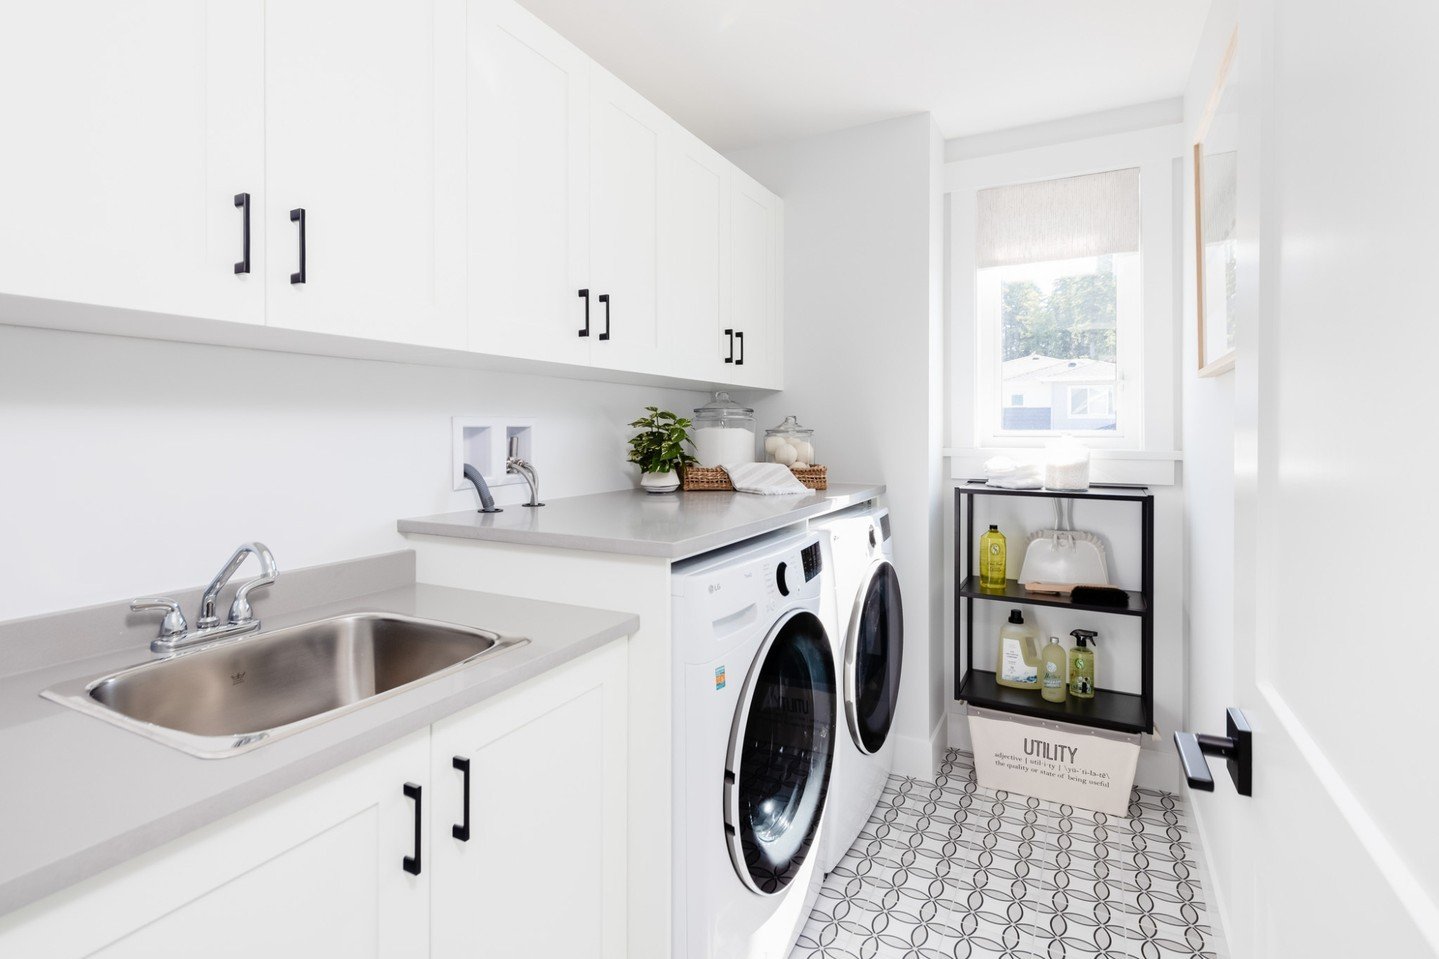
1178, 0, 1240, 946
727, 113, 947, 778
0, 324, 706, 620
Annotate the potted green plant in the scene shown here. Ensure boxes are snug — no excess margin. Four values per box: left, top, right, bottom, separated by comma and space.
627, 406, 696, 493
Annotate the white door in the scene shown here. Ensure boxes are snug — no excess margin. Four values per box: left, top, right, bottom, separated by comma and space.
588, 68, 667, 375
0, 732, 431, 958
727, 172, 780, 388
1192, 4, 1439, 956
0, 0, 263, 324
264, 0, 465, 347
660, 127, 730, 382
431, 642, 628, 959
467, 0, 592, 366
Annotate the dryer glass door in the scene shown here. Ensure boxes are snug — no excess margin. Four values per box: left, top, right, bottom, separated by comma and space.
847, 561, 903, 754
725, 610, 836, 895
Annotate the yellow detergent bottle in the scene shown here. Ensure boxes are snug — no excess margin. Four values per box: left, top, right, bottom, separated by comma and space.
979, 525, 1007, 591
1068, 628, 1097, 699
1040, 636, 1068, 703
996, 609, 1041, 690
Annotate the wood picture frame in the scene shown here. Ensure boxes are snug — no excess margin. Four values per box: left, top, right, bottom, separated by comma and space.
1194, 27, 1239, 377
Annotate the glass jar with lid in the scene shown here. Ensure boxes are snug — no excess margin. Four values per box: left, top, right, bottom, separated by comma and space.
763, 415, 816, 467
692, 392, 757, 467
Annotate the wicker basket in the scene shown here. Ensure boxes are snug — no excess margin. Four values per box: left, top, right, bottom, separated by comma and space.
681, 464, 828, 491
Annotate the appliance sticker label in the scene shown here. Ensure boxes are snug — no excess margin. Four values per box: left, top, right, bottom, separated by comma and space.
714, 665, 726, 690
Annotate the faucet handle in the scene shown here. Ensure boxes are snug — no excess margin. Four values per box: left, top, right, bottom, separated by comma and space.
229, 545, 278, 625
131, 597, 188, 639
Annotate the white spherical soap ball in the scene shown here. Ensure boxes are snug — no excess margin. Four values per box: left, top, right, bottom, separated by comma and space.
796, 440, 814, 463
763, 435, 782, 454
774, 442, 798, 465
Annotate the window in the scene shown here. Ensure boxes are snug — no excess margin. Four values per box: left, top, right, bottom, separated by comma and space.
974, 168, 1141, 440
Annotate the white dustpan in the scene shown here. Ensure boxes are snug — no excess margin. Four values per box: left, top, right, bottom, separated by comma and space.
1018, 499, 1109, 587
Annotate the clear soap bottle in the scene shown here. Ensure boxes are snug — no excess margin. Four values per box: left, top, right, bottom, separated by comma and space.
1040, 636, 1068, 703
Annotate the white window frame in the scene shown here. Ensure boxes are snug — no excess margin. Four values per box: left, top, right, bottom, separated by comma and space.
946, 126, 1181, 466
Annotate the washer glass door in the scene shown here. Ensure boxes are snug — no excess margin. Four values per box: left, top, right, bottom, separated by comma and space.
725, 609, 836, 895
847, 561, 903, 754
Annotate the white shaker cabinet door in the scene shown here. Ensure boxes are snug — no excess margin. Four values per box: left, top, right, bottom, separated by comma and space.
660, 127, 731, 382
0, 0, 264, 325
727, 171, 783, 389
587, 68, 667, 376
264, 0, 465, 348
430, 641, 628, 959
0, 732, 432, 959
467, 0, 592, 366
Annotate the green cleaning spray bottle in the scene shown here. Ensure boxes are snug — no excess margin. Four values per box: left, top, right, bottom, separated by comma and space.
1068, 629, 1097, 699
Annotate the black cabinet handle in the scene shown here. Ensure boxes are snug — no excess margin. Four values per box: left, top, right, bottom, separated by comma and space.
451, 757, 471, 842
598, 293, 611, 341
233, 193, 251, 275
735, 330, 745, 366
724, 328, 734, 363
402, 782, 422, 875
577, 288, 590, 337
289, 208, 306, 285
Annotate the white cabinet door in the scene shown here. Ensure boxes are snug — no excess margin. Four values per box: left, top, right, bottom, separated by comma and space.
467, 0, 592, 366
0, 0, 264, 325
727, 172, 782, 388
660, 128, 731, 382
587, 68, 667, 375
431, 641, 628, 959
264, 0, 465, 348
0, 732, 431, 959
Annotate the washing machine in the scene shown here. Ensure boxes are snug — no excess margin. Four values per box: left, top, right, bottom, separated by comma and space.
813, 504, 904, 875
671, 529, 837, 959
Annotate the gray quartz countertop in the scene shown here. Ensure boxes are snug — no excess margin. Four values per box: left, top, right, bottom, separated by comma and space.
0, 576, 637, 917
397, 482, 886, 559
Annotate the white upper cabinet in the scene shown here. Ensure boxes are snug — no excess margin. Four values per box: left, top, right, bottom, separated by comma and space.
0, 0, 265, 325
728, 170, 783, 389
467, 0, 592, 366
264, 0, 465, 348
586, 68, 667, 375
661, 128, 730, 382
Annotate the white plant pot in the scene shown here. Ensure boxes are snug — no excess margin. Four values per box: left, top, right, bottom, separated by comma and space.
640, 469, 680, 493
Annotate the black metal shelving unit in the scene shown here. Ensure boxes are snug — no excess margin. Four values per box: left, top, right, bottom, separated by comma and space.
955, 481, 1154, 735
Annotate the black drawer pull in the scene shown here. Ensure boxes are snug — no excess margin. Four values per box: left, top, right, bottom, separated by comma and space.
734, 330, 745, 366
452, 757, 471, 842
289, 208, 306, 285
233, 193, 251, 275
402, 782, 422, 875
724, 328, 734, 363
577, 288, 590, 337
598, 293, 611, 341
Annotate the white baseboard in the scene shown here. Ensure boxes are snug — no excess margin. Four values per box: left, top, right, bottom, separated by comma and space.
892, 712, 948, 780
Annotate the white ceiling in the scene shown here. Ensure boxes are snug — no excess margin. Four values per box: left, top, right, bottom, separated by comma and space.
517, 0, 1211, 151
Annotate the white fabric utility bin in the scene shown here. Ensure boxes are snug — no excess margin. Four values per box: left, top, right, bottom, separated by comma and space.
966, 706, 1140, 815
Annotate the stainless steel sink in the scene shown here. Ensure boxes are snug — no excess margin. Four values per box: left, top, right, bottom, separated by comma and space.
42, 613, 527, 758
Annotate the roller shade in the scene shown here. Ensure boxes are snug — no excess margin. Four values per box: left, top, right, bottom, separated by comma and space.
977, 168, 1140, 269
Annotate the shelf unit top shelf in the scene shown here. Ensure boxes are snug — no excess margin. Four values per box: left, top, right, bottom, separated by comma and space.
958, 481, 1152, 503
958, 576, 1146, 616
959, 670, 1149, 735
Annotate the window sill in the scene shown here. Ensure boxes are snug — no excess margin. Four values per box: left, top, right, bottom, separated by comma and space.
943, 447, 1181, 486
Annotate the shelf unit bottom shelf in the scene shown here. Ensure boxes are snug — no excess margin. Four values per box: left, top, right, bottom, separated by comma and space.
958, 670, 1150, 735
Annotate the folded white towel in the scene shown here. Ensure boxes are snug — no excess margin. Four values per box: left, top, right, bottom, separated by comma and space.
722, 462, 809, 495
984, 455, 1043, 489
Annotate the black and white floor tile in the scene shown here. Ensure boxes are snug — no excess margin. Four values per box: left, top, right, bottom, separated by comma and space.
792, 748, 1215, 959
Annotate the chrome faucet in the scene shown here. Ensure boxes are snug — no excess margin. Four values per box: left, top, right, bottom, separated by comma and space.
506, 436, 543, 507
132, 542, 278, 654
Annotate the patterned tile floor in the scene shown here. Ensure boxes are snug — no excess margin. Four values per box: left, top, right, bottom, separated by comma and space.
792, 749, 1215, 959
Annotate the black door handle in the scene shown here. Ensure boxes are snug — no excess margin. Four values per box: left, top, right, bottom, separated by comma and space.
452, 757, 471, 842
577, 288, 590, 337
1173, 708, 1252, 796
402, 782, 422, 875
233, 193, 251, 275
289, 208, 306, 285
724, 328, 734, 363
597, 293, 611, 341
734, 330, 745, 366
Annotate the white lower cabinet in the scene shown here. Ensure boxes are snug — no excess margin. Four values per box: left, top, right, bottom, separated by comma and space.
430, 640, 629, 959
0, 730, 432, 959
0, 641, 627, 959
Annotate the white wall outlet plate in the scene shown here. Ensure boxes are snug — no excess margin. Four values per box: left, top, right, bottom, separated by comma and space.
451, 417, 536, 492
